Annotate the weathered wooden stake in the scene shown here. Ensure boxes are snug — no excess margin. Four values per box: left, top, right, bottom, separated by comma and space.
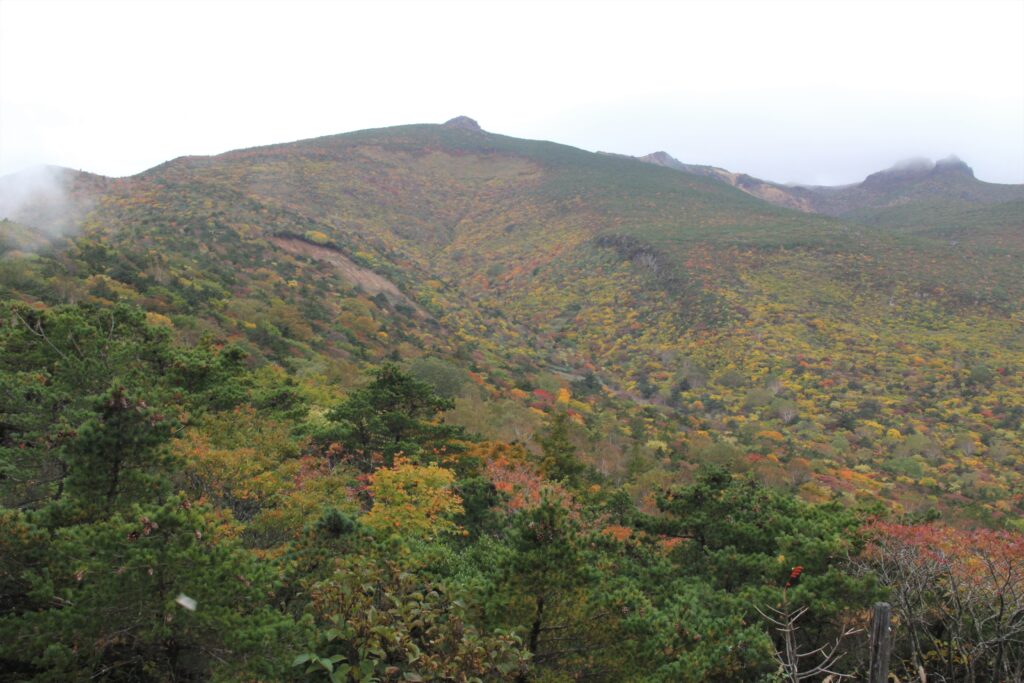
869, 601, 893, 683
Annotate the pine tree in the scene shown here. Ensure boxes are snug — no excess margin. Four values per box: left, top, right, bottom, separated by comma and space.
0, 360, 300, 680
1, 499, 299, 681
60, 386, 174, 520
323, 364, 465, 472
535, 411, 585, 486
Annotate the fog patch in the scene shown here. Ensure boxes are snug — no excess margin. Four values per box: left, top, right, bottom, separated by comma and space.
0, 165, 91, 241
889, 157, 935, 173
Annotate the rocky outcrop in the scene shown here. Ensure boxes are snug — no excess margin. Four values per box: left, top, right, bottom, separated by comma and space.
443, 116, 483, 132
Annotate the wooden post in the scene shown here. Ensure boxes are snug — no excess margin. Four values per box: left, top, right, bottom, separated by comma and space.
869, 601, 893, 683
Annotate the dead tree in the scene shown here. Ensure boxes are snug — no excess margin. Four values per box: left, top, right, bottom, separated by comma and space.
757, 600, 861, 683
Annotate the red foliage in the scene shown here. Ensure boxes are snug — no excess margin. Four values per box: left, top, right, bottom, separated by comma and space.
785, 565, 804, 588
531, 389, 554, 404
864, 521, 1024, 588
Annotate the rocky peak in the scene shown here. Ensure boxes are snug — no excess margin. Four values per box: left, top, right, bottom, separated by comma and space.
443, 116, 482, 132
862, 155, 975, 189
932, 155, 975, 178
641, 151, 677, 166
638, 151, 691, 172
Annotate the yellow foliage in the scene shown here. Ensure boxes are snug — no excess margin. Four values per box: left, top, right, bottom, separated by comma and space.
364, 460, 463, 540
303, 230, 329, 245
145, 311, 174, 328
757, 430, 786, 442
861, 420, 885, 434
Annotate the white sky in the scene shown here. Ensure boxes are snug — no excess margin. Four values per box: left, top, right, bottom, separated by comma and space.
1, 0, 1022, 185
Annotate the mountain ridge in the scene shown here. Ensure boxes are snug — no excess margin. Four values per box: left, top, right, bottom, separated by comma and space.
627, 149, 1024, 226
8, 121, 1018, 231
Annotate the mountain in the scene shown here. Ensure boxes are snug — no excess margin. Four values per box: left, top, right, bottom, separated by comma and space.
3, 118, 1024, 681
634, 150, 1024, 233
2, 119, 1023, 523
443, 114, 484, 131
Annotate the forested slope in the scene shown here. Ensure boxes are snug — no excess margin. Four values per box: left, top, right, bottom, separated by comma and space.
1, 119, 1022, 681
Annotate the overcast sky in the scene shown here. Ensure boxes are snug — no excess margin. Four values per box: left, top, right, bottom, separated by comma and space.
1, 0, 1022, 185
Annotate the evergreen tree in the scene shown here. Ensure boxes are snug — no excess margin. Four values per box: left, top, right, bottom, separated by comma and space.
489, 495, 632, 680
642, 466, 864, 592
0, 346, 299, 680
1, 499, 299, 682
60, 386, 174, 520
323, 364, 465, 472
0, 302, 249, 510
534, 411, 585, 486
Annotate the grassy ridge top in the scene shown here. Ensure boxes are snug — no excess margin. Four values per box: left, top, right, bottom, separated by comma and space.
146, 123, 847, 244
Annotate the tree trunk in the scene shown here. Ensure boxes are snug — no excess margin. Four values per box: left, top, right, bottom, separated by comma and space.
516, 595, 545, 683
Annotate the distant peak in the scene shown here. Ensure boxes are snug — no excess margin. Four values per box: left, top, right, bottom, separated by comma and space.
443, 115, 482, 131
642, 151, 678, 165
863, 155, 975, 187
638, 151, 687, 171
934, 155, 974, 177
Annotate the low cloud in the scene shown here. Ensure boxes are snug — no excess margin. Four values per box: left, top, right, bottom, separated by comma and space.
0, 165, 91, 242
889, 157, 935, 173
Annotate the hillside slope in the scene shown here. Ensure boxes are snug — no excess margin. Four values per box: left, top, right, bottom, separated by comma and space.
2, 119, 1022, 522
